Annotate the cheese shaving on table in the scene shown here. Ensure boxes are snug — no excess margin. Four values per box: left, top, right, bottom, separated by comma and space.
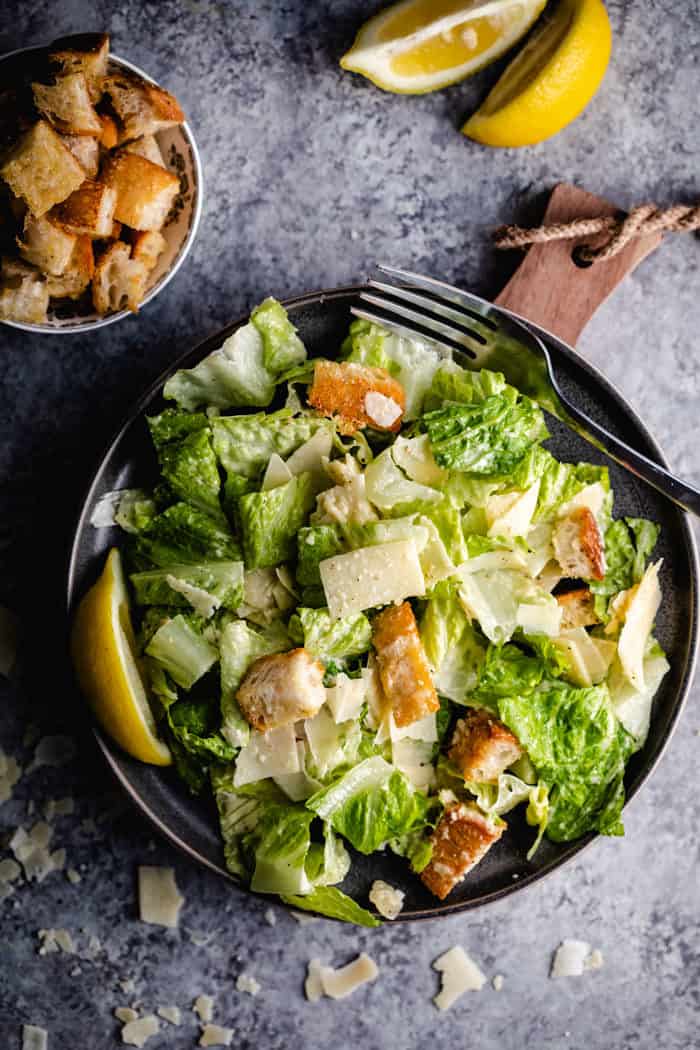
114, 1008, 139, 1024
368, 880, 405, 920
138, 866, 184, 927
432, 946, 486, 1010
304, 959, 324, 1002
193, 995, 215, 1023
319, 953, 379, 1000
21, 1025, 48, 1050
157, 1006, 181, 1025
120, 1015, 159, 1047
235, 973, 261, 996
199, 1025, 234, 1047
550, 940, 604, 977
264, 907, 277, 926
37, 929, 75, 955
492, 974, 504, 991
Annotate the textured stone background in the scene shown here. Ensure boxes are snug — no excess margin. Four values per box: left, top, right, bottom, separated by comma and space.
1, 1, 699, 1047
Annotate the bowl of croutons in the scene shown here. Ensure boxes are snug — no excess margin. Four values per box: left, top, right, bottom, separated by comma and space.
0, 34, 202, 332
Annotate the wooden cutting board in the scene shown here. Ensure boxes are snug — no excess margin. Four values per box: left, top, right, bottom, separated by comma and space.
494, 183, 664, 346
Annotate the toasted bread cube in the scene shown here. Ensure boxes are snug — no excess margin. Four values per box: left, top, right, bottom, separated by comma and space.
421, 802, 503, 900
61, 133, 100, 177
123, 134, 165, 167
18, 213, 76, 275
553, 507, 606, 581
308, 360, 406, 435
101, 153, 179, 231
49, 33, 110, 102
131, 229, 166, 271
103, 72, 184, 141
32, 73, 102, 136
0, 265, 49, 324
92, 241, 148, 314
45, 235, 94, 299
0, 120, 86, 217
98, 114, 119, 149
556, 587, 600, 630
372, 601, 439, 728
236, 648, 326, 732
52, 180, 117, 237
448, 709, 522, 783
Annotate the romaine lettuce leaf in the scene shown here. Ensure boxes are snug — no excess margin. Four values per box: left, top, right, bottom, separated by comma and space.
147, 407, 209, 449
167, 695, 235, 762
307, 757, 435, 854
251, 297, 307, 374
164, 323, 277, 411
364, 447, 442, 513
157, 428, 224, 521
212, 411, 328, 480
133, 502, 241, 567
281, 885, 380, 926
130, 561, 244, 616
145, 613, 218, 690
590, 517, 660, 620
532, 451, 610, 522
342, 319, 441, 418
238, 473, 315, 569
296, 525, 346, 588
424, 364, 510, 410
421, 394, 548, 476
420, 580, 485, 702
289, 607, 371, 664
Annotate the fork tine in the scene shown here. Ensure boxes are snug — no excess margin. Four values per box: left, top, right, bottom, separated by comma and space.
350, 304, 473, 359
377, 265, 499, 329
358, 291, 483, 358
367, 279, 494, 344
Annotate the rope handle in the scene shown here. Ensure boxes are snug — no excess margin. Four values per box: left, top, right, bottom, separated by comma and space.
493, 202, 700, 263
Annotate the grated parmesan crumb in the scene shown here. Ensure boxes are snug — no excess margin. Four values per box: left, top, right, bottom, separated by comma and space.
492, 974, 504, 991
199, 1024, 233, 1047
551, 940, 604, 978
193, 995, 214, 1023
236, 973, 260, 997
21, 1024, 48, 1050
38, 928, 75, 956
120, 1015, 159, 1047
157, 1006, 181, 1025
304, 958, 324, 1003
368, 880, 405, 920
264, 907, 277, 926
115, 1008, 139, 1024
67, 868, 82, 885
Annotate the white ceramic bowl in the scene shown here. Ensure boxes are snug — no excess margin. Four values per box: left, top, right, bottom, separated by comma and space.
0, 48, 203, 334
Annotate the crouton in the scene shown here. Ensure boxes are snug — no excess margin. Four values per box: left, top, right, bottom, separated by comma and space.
308, 360, 406, 435
18, 213, 76, 276
0, 262, 49, 324
236, 648, 325, 731
98, 114, 119, 150
131, 229, 166, 271
103, 72, 184, 142
556, 587, 600, 630
421, 802, 504, 900
123, 134, 165, 167
45, 235, 94, 299
372, 601, 439, 728
32, 73, 103, 136
553, 507, 606, 581
91, 241, 148, 314
0, 120, 86, 216
48, 33, 110, 102
52, 180, 117, 237
448, 709, 522, 783
101, 152, 179, 230
61, 133, 100, 177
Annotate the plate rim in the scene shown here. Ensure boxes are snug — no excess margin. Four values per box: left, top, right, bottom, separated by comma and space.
66, 283, 700, 922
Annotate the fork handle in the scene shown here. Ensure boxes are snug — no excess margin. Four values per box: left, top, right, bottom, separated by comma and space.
558, 395, 700, 517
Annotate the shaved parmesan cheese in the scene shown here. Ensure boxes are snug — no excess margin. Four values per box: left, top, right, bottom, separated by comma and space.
115, 1008, 139, 1023
391, 738, 436, 791
610, 648, 669, 745
165, 575, 221, 619
38, 928, 75, 955
618, 561, 662, 690
264, 908, 277, 926
234, 725, 301, 787
193, 996, 214, 1023
492, 974, 504, 991
586, 948, 604, 970
433, 946, 486, 1010
11, 823, 62, 882
138, 867, 184, 928
273, 741, 320, 802
369, 880, 405, 920
459, 550, 528, 574
554, 628, 615, 686
320, 540, 425, 620
157, 1006, 181, 1025
305, 958, 324, 1002
121, 1015, 159, 1047
90, 489, 148, 530
66, 868, 82, 885
516, 598, 562, 638
558, 482, 607, 520
364, 390, 402, 428
418, 518, 457, 587
0, 748, 21, 803
0, 605, 19, 677
236, 973, 260, 996
262, 453, 293, 491
285, 429, 334, 489
199, 1025, 233, 1047
487, 482, 540, 541
304, 707, 345, 777
320, 953, 379, 1000
22, 1025, 48, 1050
0, 857, 21, 900
361, 658, 386, 730
326, 673, 365, 723
551, 940, 592, 977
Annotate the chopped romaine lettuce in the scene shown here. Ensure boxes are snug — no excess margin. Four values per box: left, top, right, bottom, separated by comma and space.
130, 561, 244, 616
134, 502, 241, 567
590, 517, 660, 620
281, 885, 380, 926
238, 473, 315, 569
289, 607, 371, 664
343, 319, 441, 418
420, 580, 485, 701
164, 322, 278, 411
147, 407, 209, 448
212, 411, 330, 481
364, 447, 442, 513
167, 695, 235, 762
251, 297, 307, 374
145, 614, 218, 690
296, 525, 345, 588
424, 363, 509, 410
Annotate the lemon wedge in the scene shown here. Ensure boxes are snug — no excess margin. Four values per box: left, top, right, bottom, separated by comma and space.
71, 548, 171, 765
340, 0, 548, 95
463, 0, 612, 146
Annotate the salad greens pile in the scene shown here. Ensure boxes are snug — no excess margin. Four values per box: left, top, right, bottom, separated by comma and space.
111, 297, 668, 924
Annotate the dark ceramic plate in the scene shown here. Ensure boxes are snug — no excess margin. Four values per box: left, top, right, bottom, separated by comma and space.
67, 286, 698, 921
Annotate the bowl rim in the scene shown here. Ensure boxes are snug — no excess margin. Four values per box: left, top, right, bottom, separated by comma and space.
66, 283, 700, 921
0, 45, 203, 335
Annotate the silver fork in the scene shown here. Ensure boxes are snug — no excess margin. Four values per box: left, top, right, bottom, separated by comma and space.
352, 265, 700, 517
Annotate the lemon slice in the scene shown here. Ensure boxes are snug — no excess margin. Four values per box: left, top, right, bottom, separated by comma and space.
340, 0, 548, 94
463, 0, 612, 146
71, 548, 171, 765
